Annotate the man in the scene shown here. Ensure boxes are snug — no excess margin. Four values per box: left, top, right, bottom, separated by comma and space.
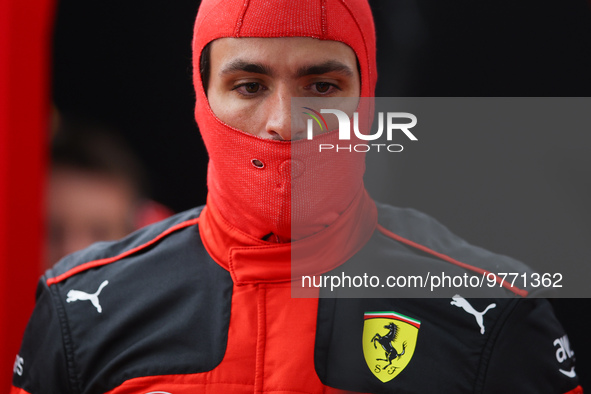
12, 0, 582, 393
47, 129, 172, 268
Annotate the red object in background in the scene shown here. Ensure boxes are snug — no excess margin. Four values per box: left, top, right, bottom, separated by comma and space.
134, 200, 175, 230
0, 0, 54, 391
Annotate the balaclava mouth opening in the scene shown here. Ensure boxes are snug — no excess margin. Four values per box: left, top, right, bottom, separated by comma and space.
192, 0, 377, 242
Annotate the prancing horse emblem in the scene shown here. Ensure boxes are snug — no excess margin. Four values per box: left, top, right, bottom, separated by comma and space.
371, 322, 407, 368
362, 311, 420, 382
66, 280, 109, 313
450, 294, 496, 334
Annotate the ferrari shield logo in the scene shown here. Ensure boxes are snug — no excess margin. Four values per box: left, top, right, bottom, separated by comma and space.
362, 311, 420, 382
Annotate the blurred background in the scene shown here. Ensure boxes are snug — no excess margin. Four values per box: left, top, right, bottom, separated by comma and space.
1, 0, 590, 390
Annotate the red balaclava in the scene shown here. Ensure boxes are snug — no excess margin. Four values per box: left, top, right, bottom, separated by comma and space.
193, 0, 377, 242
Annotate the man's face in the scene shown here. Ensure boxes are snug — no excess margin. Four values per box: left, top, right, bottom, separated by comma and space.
206, 37, 361, 141
47, 167, 137, 267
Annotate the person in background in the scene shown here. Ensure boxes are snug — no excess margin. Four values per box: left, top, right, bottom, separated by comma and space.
47, 126, 172, 267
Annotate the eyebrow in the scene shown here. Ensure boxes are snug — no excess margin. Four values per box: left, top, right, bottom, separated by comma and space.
220, 60, 273, 76
296, 61, 354, 78
219, 59, 354, 78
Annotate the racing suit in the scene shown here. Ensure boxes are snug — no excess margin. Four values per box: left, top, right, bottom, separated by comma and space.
11, 195, 582, 393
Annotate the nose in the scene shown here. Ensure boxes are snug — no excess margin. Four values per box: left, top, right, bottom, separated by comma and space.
264, 87, 305, 141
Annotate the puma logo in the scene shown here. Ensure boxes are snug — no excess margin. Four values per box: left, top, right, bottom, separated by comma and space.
450, 294, 496, 334
66, 280, 109, 313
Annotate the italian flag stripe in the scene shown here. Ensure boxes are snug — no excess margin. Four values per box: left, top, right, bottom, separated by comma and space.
364, 311, 421, 328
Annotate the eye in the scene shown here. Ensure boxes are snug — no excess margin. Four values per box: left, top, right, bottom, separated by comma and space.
308, 81, 341, 95
244, 83, 260, 93
233, 82, 265, 96
315, 82, 332, 93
